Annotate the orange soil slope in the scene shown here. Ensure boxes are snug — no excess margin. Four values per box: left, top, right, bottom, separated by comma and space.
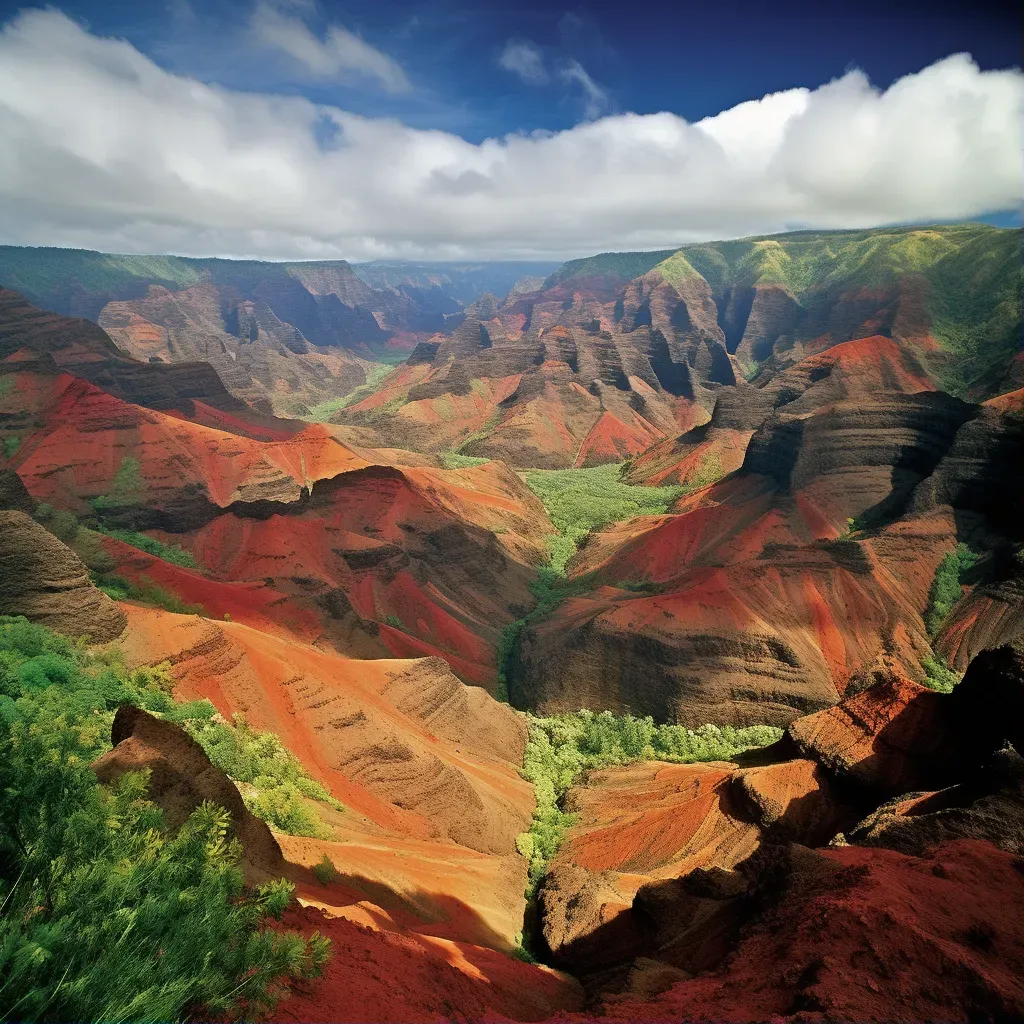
113, 605, 539, 948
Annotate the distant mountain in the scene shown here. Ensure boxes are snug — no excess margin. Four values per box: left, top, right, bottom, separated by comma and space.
351, 260, 562, 306
334, 224, 1021, 466
0, 247, 565, 418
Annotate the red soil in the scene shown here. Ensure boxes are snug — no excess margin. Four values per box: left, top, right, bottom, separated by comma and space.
797, 334, 935, 396
11, 373, 371, 509
273, 905, 582, 1023
589, 840, 1024, 1024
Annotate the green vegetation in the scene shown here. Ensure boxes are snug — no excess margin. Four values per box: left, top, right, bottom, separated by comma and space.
312, 854, 341, 887
383, 614, 408, 631
516, 710, 782, 894
544, 249, 677, 289
925, 543, 978, 636
0, 377, 14, 398
0, 247, 204, 303
32, 503, 81, 544
921, 654, 962, 693
651, 251, 701, 289
303, 362, 396, 422
92, 455, 144, 509
0, 616, 329, 1022
95, 525, 198, 568
185, 715, 344, 839
439, 451, 490, 469
92, 572, 208, 616
2, 435, 20, 459
523, 463, 685, 574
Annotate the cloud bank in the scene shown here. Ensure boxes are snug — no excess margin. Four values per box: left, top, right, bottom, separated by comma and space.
0, 9, 1020, 260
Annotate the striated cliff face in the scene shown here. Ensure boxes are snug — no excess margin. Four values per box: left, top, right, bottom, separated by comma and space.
0, 510, 126, 642
0, 287, 252, 416
513, 333, 1022, 725
328, 225, 1019, 468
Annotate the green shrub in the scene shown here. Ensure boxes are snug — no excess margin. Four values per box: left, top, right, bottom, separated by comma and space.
921, 654, 962, 693
2, 435, 20, 459
0, 617, 339, 840
312, 854, 341, 887
95, 526, 198, 568
91, 572, 206, 616
184, 714, 343, 839
0, 617, 330, 1022
925, 543, 978, 635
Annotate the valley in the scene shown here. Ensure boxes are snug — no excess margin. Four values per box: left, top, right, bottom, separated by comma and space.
1, 224, 1022, 1023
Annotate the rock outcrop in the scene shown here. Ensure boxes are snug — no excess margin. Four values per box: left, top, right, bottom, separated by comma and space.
538, 647, 1024, 1004
92, 705, 284, 881
0, 510, 126, 641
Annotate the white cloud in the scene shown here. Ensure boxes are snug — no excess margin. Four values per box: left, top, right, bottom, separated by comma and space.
498, 39, 547, 85
559, 58, 608, 119
0, 9, 1020, 260
249, 1, 409, 92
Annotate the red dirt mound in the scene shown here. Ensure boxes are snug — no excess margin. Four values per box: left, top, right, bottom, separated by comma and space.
590, 840, 1024, 1024
273, 905, 582, 1023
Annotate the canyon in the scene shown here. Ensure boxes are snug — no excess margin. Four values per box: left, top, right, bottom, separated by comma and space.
0, 224, 1021, 1023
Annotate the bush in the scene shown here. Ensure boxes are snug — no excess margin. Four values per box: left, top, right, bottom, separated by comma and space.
0, 618, 330, 1021
312, 854, 341, 887
925, 544, 978, 635
921, 654, 962, 693
184, 714, 344, 839
0, 617, 340, 840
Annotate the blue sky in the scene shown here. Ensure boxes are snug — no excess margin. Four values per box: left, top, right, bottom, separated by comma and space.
1, 0, 1016, 139
0, 1, 1019, 258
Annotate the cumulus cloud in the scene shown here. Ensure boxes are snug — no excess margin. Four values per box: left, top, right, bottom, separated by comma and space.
498, 39, 548, 85
249, 1, 409, 92
0, 9, 1020, 260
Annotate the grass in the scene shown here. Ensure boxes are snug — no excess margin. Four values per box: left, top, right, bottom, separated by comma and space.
303, 361, 395, 422
0, 616, 330, 1021
92, 571, 208, 616
95, 525, 198, 568
439, 452, 490, 469
515, 710, 783, 932
91, 455, 144, 509
522, 463, 685, 574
